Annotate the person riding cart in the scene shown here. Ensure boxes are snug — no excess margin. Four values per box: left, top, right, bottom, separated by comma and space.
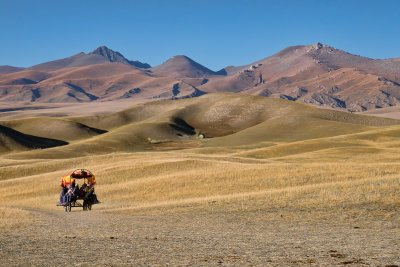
59, 174, 76, 204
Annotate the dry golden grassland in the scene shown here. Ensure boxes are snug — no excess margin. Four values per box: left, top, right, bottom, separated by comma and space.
1, 136, 399, 216
1, 143, 399, 266
0, 207, 33, 229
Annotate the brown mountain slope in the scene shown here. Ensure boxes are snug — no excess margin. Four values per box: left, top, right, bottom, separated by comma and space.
303, 43, 400, 80
242, 68, 400, 112
219, 43, 400, 80
0, 63, 204, 103
0, 70, 50, 85
199, 43, 400, 111
151, 55, 221, 78
29, 46, 150, 71
0, 65, 25, 74
28, 52, 107, 72
360, 105, 400, 120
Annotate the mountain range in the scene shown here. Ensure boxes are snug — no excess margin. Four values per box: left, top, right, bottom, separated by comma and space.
1, 43, 400, 112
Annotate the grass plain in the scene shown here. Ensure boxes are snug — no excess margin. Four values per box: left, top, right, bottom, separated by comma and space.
1, 93, 399, 266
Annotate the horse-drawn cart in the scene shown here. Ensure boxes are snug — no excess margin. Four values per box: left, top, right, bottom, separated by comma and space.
57, 169, 100, 212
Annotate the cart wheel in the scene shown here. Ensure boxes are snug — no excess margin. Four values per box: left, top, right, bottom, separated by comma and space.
67, 202, 72, 212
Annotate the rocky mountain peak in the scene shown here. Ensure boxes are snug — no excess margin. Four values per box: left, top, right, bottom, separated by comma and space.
89, 46, 126, 62
312, 42, 325, 50
89, 46, 150, 69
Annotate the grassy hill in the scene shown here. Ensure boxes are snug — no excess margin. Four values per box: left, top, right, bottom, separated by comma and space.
0, 93, 399, 158
0, 124, 68, 153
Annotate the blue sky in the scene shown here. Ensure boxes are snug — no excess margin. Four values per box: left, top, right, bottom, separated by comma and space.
1, 0, 399, 70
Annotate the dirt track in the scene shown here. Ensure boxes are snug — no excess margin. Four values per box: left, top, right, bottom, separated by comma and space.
1, 207, 399, 266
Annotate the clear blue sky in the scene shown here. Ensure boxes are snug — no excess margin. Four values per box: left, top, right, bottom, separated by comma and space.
1, 0, 399, 71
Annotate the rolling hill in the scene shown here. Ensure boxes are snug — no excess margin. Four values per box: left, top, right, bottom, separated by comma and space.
0, 124, 68, 153
1, 93, 400, 158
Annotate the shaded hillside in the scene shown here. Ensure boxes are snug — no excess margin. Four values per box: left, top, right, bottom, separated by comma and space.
1, 117, 107, 141
0, 125, 68, 153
